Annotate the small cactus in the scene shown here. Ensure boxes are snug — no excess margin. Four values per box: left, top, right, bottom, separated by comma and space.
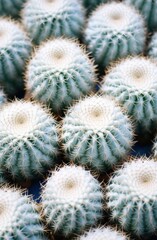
41, 165, 103, 236
0, 186, 47, 239
77, 226, 129, 240
107, 157, 157, 236
26, 38, 96, 114
148, 32, 157, 59
22, 0, 85, 44
84, 2, 146, 70
124, 0, 157, 31
61, 95, 133, 171
0, 18, 32, 97
0, 100, 59, 180
101, 57, 157, 136
0, 0, 26, 18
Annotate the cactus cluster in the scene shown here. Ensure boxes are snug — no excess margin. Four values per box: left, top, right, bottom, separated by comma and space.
41, 165, 103, 236
0, 101, 58, 181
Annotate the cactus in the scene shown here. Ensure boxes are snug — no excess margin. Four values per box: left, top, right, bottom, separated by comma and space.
77, 226, 129, 240
124, 0, 157, 31
84, 2, 146, 70
0, 0, 26, 18
0, 186, 47, 239
101, 57, 157, 136
41, 165, 103, 236
106, 157, 157, 236
22, 0, 85, 44
81, 0, 107, 12
0, 100, 59, 181
26, 38, 96, 114
0, 18, 32, 97
0, 88, 6, 106
61, 95, 133, 171
148, 32, 157, 59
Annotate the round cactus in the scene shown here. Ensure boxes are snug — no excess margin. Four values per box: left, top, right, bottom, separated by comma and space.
41, 165, 103, 236
0, 100, 59, 181
0, 18, 32, 97
84, 2, 146, 70
148, 32, 157, 59
77, 226, 129, 240
0, 88, 6, 106
0, 186, 47, 239
100, 57, 157, 136
22, 0, 85, 44
0, 0, 26, 18
61, 95, 133, 171
106, 157, 157, 236
124, 0, 157, 31
26, 38, 96, 114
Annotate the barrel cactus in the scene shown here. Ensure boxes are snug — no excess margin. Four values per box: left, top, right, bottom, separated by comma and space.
124, 0, 157, 31
148, 32, 157, 59
101, 57, 157, 136
61, 95, 133, 171
0, 0, 26, 18
0, 101, 59, 180
0, 18, 32, 97
84, 2, 146, 70
41, 165, 103, 236
0, 186, 47, 239
107, 157, 157, 236
26, 38, 96, 114
22, 0, 85, 44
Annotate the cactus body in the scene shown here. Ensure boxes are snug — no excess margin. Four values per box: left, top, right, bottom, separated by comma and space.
84, 2, 146, 69
81, 0, 107, 12
0, 187, 47, 239
0, 0, 26, 18
78, 226, 128, 240
107, 158, 157, 236
22, 0, 85, 44
101, 57, 157, 135
0, 101, 58, 180
41, 165, 103, 236
26, 39, 96, 113
124, 0, 157, 31
0, 89, 6, 106
0, 18, 32, 97
148, 33, 157, 59
61, 96, 133, 171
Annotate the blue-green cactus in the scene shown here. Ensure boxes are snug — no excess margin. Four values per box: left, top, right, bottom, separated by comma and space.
61, 95, 133, 171
84, 2, 146, 70
124, 0, 157, 31
26, 38, 96, 114
0, 0, 26, 18
0, 88, 6, 106
81, 0, 107, 12
41, 165, 103, 236
0, 18, 32, 97
148, 33, 157, 59
100, 57, 157, 135
0, 100, 59, 181
77, 226, 129, 240
22, 0, 85, 44
0, 186, 47, 239
107, 158, 157, 236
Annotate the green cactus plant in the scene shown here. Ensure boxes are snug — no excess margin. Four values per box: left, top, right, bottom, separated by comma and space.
148, 32, 157, 59
26, 38, 96, 114
61, 95, 133, 171
41, 165, 103, 236
84, 2, 146, 70
0, 0, 26, 18
0, 100, 59, 181
22, 0, 85, 44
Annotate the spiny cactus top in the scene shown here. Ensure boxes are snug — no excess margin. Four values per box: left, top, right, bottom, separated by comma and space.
0, 0, 26, 18
41, 165, 103, 236
26, 38, 96, 114
124, 0, 157, 31
84, 2, 146, 70
61, 95, 133, 171
0, 187, 47, 239
0, 18, 32, 97
22, 0, 85, 44
148, 32, 157, 59
101, 57, 157, 135
0, 101, 59, 180
107, 158, 157, 236
77, 226, 128, 240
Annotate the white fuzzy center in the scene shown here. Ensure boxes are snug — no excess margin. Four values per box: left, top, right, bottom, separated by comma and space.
37, 0, 64, 12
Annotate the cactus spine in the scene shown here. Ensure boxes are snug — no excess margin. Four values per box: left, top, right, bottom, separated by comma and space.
61, 95, 133, 171
41, 165, 103, 236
